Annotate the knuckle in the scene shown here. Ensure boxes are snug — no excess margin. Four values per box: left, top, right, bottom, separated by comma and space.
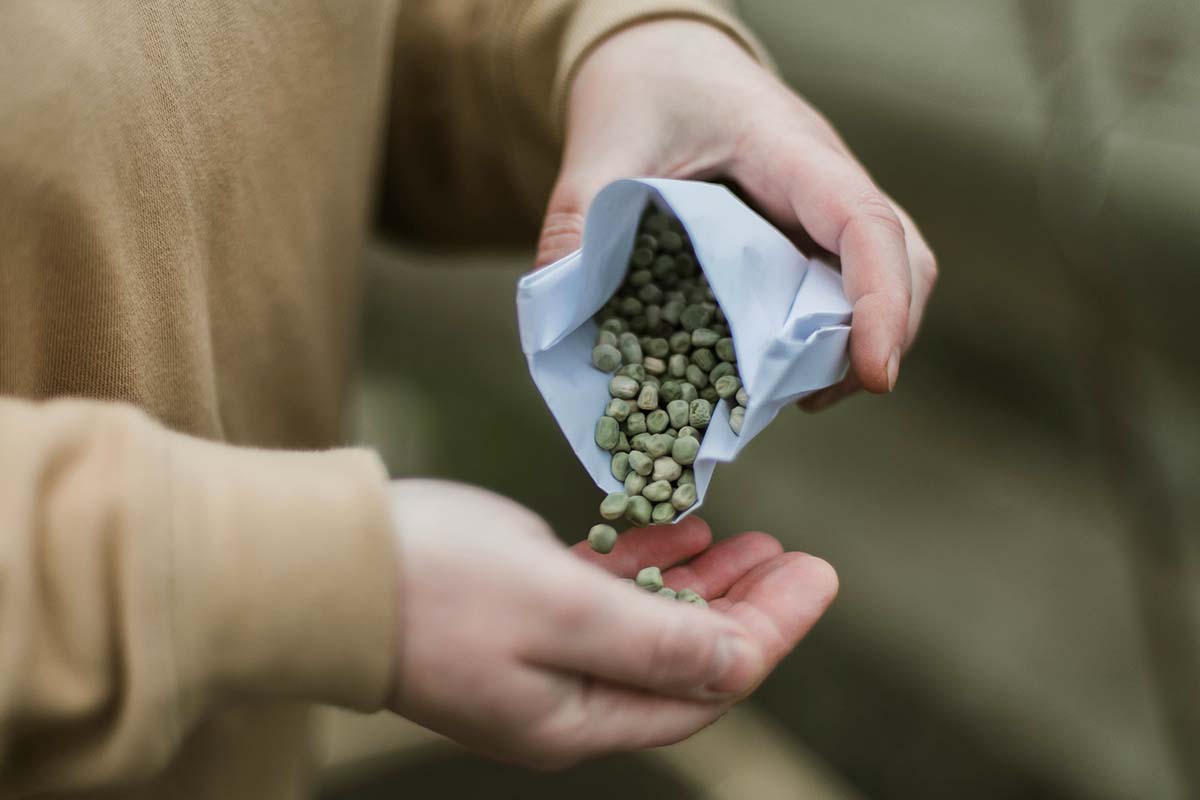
647, 615, 716, 688
917, 248, 939, 290
850, 191, 906, 240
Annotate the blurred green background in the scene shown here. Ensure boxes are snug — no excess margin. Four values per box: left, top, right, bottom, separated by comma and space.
322, 1, 1200, 798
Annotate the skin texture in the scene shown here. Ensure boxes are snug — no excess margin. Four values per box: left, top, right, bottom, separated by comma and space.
536, 19, 938, 408
389, 480, 837, 769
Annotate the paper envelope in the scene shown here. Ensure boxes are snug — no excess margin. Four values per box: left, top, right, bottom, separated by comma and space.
516, 178, 852, 518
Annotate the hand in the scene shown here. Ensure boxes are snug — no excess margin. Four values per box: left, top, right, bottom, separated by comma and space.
387, 479, 837, 768
537, 19, 937, 408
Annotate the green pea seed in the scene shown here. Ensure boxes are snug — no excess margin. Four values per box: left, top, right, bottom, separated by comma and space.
626, 411, 647, 434
636, 383, 659, 412
626, 496, 652, 526
636, 566, 663, 591
638, 283, 664, 305
592, 344, 622, 372
596, 329, 618, 348
679, 468, 695, 487
667, 353, 687, 378
647, 409, 669, 433
588, 524, 618, 554
645, 304, 662, 329
609, 375, 638, 399
643, 480, 672, 503
680, 304, 712, 332
611, 452, 630, 481
689, 399, 712, 428
709, 362, 735, 383
599, 491, 628, 520
606, 398, 632, 421
628, 450, 653, 476
715, 337, 736, 362
652, 457, 682, 482
676, 588, 707, 607
671, 482, 697, 511
736, 387, 748, 407
691, 348, 716, 372
624, 471, 647, 496
668, 330, 691, 353
616, 433, 630, 453
637, 233, 657, 250
619, 296, 643, 317
659, 380, 681, 402
679, 382, 698, 402
643, 356, 666, 376
617, 363, 645, 382
657, 587, 678, 599
651, 255, 676, 279
659, 230, 683, 253
662, 300, 684, 326
617, 332, 642, 365
600, 318, 627, 335
678, 425, 698, 439
700, 385, 718, 404
595, 416, 620, 450
691, 328, 720, 348
730, 406, 745, 435
676, 253, 696, 276
646, 337, 670, 358
715, 375, 741, 399
671, 435, 700, 465
652, 502, 676, 524
631, 247, 654, 268
642, 374, 660, 389
646, 434, 673, 459
630, 432, 651, 452
664, 399, 688, 429
685, 364, 708, 388
644, 212, 670, 233
628, 314, 648, 333
629, 269, 653, 287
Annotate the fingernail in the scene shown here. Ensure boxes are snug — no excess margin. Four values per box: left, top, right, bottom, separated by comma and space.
705, 636, 760, 696
886, 348, 901, 392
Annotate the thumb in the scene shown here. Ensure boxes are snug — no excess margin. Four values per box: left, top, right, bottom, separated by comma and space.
534, 161, 639, 269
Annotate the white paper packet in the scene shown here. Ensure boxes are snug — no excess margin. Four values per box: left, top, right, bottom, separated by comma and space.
516, 178, 852, 518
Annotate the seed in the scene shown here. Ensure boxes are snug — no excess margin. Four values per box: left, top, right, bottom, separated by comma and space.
588, 524, 618, 554
628, 314, 648, 333
671, 435, 700, 465
595, 416, 620, 450
609, 375, 638, 399
592, 344, 622, 372
657, 587, 678, 599
630, 432, 651, 452
638, 283, 664, 305
691, 328, 720, 348
716, 337, 736, 362
643, 356, 666, 376
611, 452, 630, 481
599, 491, 628, 519
636, 383, 659, 411
676, 588, 707, 607
629, 269, 653, 287
636, 566, 664, 592
619, 296, 643, 317
643, 480, 672, 503
730, 406, 745, 435
642, 374, 660, 389
600, 318, 627, 335
624, 472, 647, 495
659, 380, 681, 402
616, 433, 630, 452
645, 304, 662, 329
685, 364, 708, 388
651, 255, 676, 279
679, 383, 699, 402
700, 385, 718, 403
666, 353, 686, 379
644, 212, 670, 233
678, 425, 698, 439
679, 469, 695, 487
736, 387, 749, 407
617, 332, 643, 365
626, 411, 647, 434
647, 409, 669, 433
663, 399, 688, 429
662, 300, 684, 326
626, 495, 652, 526
689, 399, 712, 428
644, 337, 669, 358
628, 450, 653, 476
606, 398, 632, 421
691, 348, 716, 372
671, 482, 697, 511
680, 304, 712, 331
631, 247, 655, 268
715, 375, 741, 399
675, 252, 696, 276
653, 457, 682, 482
596, 329, 618, 348
617, 363, 645, 382
709, 362, 735, 383
668, 330, 691, 353
659, 230, 683, 253
637, 233, 658, 250
645, 434, 673, 459
652, 502, 676, 524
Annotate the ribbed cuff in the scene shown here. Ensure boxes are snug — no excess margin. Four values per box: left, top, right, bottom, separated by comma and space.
550, 0, 776, 135
166, 435, 395, 714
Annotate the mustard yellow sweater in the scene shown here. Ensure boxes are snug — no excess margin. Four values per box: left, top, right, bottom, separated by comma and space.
0, 1, 766, 797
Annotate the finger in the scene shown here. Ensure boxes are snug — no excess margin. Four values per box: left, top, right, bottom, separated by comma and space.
661, 531, 783, 598
571, 515, 711, 576
535, 160, 640, 269
796, 374, 861, 413
526, 567, 762, 699
888, 198, 938, 350
732, 142, 911, 393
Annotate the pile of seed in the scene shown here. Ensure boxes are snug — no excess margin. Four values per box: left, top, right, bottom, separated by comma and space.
588, 205, 748, 544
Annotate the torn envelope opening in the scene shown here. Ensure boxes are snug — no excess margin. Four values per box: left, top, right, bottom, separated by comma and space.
516, 178, 852, 519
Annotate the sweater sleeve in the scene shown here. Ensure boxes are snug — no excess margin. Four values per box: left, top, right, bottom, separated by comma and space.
377, 0, 771, 246
0, 398, 396, 795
